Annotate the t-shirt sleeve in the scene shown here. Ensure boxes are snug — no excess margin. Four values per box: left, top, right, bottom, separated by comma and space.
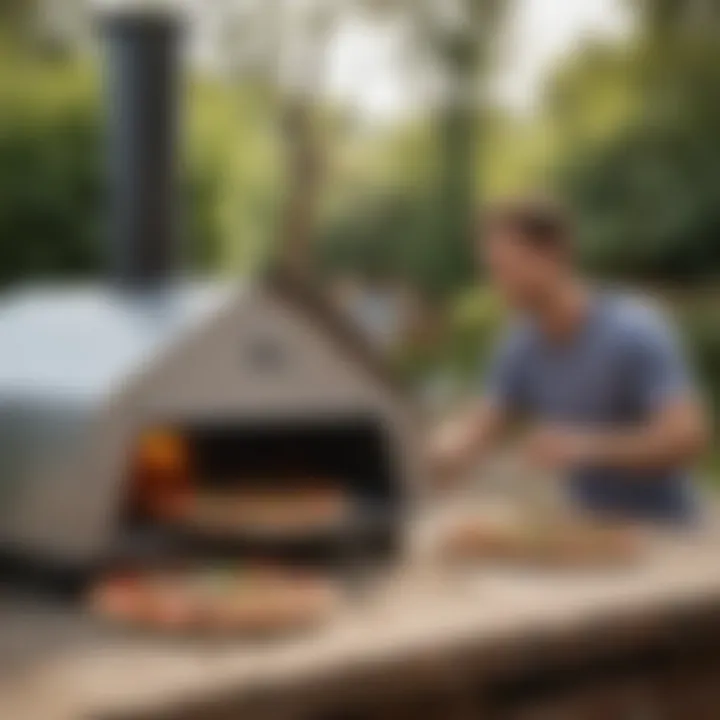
625, 308, 695, 412
483, 326, 529, 412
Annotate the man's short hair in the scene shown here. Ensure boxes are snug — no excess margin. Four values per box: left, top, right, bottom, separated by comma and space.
482, 195, 575, 255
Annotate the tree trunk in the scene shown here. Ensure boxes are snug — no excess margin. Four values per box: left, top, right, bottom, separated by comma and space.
434, 99, 478, 296
278, 96, 322, 278
275, 2, 335, 279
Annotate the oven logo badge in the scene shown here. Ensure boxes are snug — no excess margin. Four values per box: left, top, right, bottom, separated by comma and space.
246, 336, 289, 374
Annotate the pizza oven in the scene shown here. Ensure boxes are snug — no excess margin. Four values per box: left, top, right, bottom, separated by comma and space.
0, 11, 421, 591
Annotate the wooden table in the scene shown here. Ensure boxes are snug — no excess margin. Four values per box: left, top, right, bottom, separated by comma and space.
2, 509, 720, 720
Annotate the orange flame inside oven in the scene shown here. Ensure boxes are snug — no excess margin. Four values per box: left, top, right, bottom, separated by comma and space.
130, 429, 193, 521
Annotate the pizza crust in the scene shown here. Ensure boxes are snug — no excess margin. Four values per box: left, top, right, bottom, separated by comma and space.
89, 567, 341, 636
438, 513, 644, 568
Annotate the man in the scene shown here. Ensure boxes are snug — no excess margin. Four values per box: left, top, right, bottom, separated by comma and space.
432, 197, 709, 523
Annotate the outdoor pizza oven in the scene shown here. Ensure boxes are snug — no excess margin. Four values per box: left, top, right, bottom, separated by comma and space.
0, 11, 421, 586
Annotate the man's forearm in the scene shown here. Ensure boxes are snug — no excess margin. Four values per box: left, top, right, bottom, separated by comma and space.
432, 402, 508, 478
585, 426, 707, 471
583, 401, 709, 472
525, 398, 709, 476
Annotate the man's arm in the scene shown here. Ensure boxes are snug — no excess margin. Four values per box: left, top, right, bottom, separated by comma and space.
431, 400, 510, 481
430, 323, 529, 484
525, 304, 710, 476
583, 395, 708, 470
525, 394, 709, 474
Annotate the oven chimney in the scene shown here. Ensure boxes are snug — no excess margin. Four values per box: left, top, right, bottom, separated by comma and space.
103, 11, 182, 288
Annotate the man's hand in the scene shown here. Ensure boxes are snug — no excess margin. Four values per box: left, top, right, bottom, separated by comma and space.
429, 423, 473, 481
521, 426, 597, 473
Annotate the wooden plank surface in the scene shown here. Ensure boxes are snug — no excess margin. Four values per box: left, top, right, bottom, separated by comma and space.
1, 507, 720, 720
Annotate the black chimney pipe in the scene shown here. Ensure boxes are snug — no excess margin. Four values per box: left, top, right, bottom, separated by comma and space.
103, 12, 182, 288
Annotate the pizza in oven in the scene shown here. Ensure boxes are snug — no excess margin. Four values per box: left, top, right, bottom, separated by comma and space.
170, 485, 350, 537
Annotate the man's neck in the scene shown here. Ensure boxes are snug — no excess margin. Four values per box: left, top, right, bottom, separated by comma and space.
535, 279, 593, 341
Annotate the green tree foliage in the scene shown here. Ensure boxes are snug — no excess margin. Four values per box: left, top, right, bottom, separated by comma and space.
0, 44, 241, 286
315, 0, 508, 298
0, 0, 37, 38
558, 107, 720, 280
0, 54, 103, 284
314, 118, 442, 291
635, 0, 720, 36
544, 23, 720, 281
413, 0, 506, 296
318, 187, 435, 283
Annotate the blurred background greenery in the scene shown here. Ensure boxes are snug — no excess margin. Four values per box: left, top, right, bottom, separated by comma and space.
0, 0, 718, 460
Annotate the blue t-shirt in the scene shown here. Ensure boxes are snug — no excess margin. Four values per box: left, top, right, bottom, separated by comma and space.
485, 292, 698, 524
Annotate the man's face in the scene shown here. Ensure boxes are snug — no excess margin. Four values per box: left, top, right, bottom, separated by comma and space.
481, 231, 566, 311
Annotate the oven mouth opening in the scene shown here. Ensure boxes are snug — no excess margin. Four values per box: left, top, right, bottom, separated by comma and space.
121, 416, 400, 555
